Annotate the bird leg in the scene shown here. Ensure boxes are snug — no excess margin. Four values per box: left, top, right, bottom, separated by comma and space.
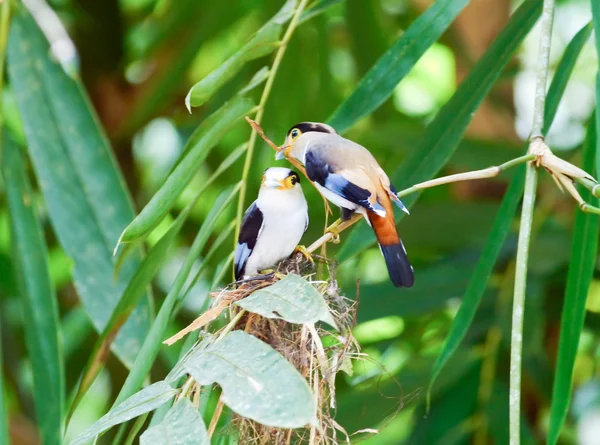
294, 245, 314, 263
324, 218, 343, 243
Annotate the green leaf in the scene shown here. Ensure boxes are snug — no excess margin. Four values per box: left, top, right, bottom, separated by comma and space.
72, 143, 247, 413
140, 399, 209, 445
69, 381, 177, 445
543, 22, 592, 135
183, 330, 316, 428
298, 0, 344, 24
185, 0, 296, 110
428, 17, 591, 405
337, 0, 543, 261
2, 134, 64, 445
118, 97, 254, 245
238, 66, 270, 96
327, 0, 470, 133
547, 117, 600, 445
593, 1, 600, 175
7, 6, 151, 367
236, 274, 337, 328
0, 318, 7, 445
114, 184, 241, 407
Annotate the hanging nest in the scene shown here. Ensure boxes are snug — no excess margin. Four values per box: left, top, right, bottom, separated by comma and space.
170, 252, 360, 444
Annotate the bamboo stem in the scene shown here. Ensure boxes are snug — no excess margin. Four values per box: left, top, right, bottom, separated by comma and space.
509, 1, 555, 443
234, 0, 311, 271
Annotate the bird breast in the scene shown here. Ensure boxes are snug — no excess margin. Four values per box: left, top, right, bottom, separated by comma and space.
244, 189, 307, 275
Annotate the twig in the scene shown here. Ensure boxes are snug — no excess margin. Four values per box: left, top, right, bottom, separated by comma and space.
234, 0, 311, 262
509, 1, 555, 444
208, 398, 225, 439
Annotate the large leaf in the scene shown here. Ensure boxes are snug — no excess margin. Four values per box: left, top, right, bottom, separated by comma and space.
327, 0, 470, 133
114, 185, 241, 406
185, 0, 296, 110
547, 118, 599, 444
183, 330, 316, 428
337, 0, 543, 261
69, 381, 177, 445
7, 6, 151, 366
428, 20, 592, 402
140, 399, 209, 445
236, 274, 337, 328
119, 97, 254, 245
2, 134, 64, 445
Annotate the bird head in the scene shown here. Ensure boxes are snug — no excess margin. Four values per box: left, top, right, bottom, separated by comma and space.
276, 122, 337, 161
260, 167, 303, 192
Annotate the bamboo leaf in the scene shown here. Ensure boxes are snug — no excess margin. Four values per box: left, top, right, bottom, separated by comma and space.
543, 23, 592, 135
118, 97, 254, 246
338, 0, 543, 261
236, 274, 338, 329
72, 143, 247, 412
140, 399, 209, 445
547, 117, 599, 445
593, 1, 600, 175
327, 0, 470, 133
185, 0, 296, 110
2, 134, 65, 445
183, 331, 316, 428
298, 0, 344, 24
0, 317, 6, 445
69, 381, 177, 445
114, 184, 241, 406
7, 6, 151, 367
428, 19, 591, 405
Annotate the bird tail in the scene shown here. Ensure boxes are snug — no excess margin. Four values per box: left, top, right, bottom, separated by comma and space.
367, 210, 414, 288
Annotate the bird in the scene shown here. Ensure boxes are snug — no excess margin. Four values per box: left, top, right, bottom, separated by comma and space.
276, 122, 414, 288
234, 167, 309, 280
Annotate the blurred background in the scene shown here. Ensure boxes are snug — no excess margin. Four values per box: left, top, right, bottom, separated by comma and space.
1, 0, 599, 444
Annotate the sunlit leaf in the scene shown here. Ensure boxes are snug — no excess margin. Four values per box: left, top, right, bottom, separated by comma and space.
236, 274, 338, 329
547, 117, 599, 445
140, 399, 209, 445
7, 6, 151, 367
68, 381, 177, 445
327, 0, 470, 133
184, 330, 316, 428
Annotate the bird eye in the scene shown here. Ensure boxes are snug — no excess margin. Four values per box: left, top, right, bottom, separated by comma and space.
290, 128, 301, 140
290, 176, 297, 185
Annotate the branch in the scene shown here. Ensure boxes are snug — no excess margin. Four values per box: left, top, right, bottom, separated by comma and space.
510, 1, 555, 444
234, 0, 311, 264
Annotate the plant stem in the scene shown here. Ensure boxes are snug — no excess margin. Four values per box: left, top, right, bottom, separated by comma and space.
509, 1, 555, 444
234, 0, 310, 264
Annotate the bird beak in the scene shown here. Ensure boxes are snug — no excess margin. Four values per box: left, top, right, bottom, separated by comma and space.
264, 178, 283, 188
275, 145, 289, 161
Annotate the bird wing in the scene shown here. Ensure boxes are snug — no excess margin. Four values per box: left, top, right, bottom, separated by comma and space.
234, 201, 264, 280
304, 140, 387, 216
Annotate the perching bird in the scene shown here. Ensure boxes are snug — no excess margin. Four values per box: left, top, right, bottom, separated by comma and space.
234, 167, 309, 280
277, 122, 414, 288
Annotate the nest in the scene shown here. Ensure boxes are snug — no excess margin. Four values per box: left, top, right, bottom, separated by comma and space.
188, 253, 359, 444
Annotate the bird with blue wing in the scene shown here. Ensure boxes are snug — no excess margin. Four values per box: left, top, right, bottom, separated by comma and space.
276, 122, 414, 288
235, 167, 309, 280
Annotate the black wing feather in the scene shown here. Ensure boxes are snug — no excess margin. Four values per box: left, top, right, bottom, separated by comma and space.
234, 202, 264, 280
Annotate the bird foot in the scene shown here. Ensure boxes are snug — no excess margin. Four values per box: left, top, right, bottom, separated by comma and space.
324, 219, 342, 244
294, 245, 314, 263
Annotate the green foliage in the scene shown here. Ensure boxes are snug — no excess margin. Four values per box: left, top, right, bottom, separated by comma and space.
548, 118, 600, 444
140, 399, 209, 445
2, 0, 600, 444
236, 273, 338, 328
2, 134, 64, 444
182, 331, 316, 428
7, 6, 151, 367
